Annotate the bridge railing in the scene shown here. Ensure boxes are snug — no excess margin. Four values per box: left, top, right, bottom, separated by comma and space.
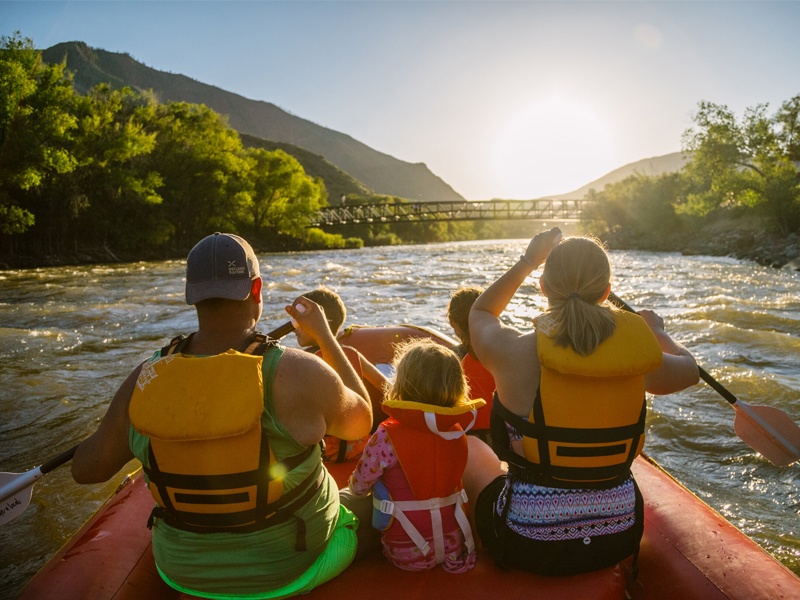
310, 199, 587, 226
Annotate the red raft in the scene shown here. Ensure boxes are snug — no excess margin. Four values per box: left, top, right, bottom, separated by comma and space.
20, 325, 800, 600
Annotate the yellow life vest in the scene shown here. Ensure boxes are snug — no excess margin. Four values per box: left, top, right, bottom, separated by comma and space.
129, 335, 319, 540
492, 311, 662, 488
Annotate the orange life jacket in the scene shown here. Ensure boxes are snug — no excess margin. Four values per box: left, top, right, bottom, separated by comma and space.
373, 398, 483, 563
462, 352, 495, 431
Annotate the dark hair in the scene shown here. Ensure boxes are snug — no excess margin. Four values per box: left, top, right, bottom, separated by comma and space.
446, 286, 483, 357
302, 286, 346, 335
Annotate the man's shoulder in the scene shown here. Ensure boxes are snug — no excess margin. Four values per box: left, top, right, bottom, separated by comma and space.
275, 346, 330, 375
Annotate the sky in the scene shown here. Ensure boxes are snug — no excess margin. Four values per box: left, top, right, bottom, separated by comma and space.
2, 1, 799, 200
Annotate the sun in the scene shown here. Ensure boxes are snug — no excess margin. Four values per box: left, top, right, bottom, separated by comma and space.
492, 97, 617, 199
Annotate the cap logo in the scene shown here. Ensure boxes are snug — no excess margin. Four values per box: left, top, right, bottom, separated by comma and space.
228, 260, 246, 275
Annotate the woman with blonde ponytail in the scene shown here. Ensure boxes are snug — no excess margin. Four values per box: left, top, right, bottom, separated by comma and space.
461, 228, 699, 577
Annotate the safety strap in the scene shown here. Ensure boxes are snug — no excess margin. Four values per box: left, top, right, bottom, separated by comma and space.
148, 466, 325, 550
372, 488, 474, 564
491, 397, 643, 489
160, 331, 277, 357
423, 410, 478, 440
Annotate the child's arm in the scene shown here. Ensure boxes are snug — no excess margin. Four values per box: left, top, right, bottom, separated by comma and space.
348, 426, 396, 497
357, 350, 391, 392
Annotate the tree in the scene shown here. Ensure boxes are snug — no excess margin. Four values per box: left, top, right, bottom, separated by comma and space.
145, 102, 247, 250
680, 98, 800, 232
581, 174, 687, 246
0, 33, 77, 237
774, 95, 800, 162
241, 148, 326, 242
32, 84, 164, 254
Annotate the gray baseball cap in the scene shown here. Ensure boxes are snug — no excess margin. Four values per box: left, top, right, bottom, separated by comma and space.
185, 232, 260, 305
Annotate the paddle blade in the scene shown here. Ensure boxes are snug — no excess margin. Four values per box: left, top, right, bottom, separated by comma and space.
733, 402, 800, 467
0, 472, 35, 525
0, 445, 77, 526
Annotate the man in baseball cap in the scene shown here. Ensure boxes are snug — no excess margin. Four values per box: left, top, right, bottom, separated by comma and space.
185, 232, 261, 304
71, 230, 373, 598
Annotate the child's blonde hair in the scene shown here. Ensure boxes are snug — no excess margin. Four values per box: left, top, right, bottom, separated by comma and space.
540, 236, 617, 356
388, 338, 469, 408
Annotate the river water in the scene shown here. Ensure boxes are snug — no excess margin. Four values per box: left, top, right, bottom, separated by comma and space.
1, 238, 799, 595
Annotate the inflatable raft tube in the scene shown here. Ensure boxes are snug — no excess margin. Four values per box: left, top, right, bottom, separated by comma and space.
20, 325, 800, 600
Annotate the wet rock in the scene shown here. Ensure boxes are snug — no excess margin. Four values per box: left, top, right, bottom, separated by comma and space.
784, 257, 800, 271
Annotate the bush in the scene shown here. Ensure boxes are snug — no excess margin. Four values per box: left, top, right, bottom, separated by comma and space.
303, 228, 347, 249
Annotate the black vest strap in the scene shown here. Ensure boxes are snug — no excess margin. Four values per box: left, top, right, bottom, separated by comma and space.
148, 466, 326, 543
160, 333, 193, 356
489, 393, 645, 489
160, 331, 278, 357
144, 443, 315, 494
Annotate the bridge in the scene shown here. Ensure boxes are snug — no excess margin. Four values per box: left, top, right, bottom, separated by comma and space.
309, 199, 589, 227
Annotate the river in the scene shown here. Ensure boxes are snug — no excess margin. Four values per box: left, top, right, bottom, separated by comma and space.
1, 238, 798, 596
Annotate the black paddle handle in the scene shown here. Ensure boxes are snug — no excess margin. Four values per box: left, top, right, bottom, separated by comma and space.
40, 445, 79, 474
266, 321, 295, 340
607, 292, 738, 406
697, 366, 738, 405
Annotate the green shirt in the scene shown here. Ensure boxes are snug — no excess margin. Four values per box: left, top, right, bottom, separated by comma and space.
129, 345, 341, 595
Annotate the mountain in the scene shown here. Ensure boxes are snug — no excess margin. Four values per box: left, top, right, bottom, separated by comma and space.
552, 152, 688, 199
41, 41, 465, 203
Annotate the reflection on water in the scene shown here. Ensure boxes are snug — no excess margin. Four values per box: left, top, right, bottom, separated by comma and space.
1, 241, 798, 594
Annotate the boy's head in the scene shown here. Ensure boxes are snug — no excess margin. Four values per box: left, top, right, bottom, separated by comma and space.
294, 287, 346, 348
446, 286, 483, 351
388, 338, 468, 408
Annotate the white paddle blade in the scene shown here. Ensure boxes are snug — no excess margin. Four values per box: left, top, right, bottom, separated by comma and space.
0, 471, 36, 525
733, 402, 800, 467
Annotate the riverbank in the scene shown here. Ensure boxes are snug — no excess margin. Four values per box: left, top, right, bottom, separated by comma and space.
2, 219, 799, 271
603, 216, 800, 271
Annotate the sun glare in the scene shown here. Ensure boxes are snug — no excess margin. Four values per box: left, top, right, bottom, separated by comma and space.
492, 98, 617, 199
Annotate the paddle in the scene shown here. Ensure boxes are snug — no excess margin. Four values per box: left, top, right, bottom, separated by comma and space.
609, 292, 800, 467
0, 320, 296, 526
0, 445, 78, 525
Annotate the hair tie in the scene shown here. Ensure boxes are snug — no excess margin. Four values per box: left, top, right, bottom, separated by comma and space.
567, 292, 581, 300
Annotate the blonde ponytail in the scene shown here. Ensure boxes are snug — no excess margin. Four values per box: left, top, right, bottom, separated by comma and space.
540, 236, 616, 356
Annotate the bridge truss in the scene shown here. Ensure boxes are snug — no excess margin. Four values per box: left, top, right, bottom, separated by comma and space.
310, 199, 588, 227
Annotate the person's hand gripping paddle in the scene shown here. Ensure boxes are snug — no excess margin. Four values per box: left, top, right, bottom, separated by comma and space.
609, 292, 800, 467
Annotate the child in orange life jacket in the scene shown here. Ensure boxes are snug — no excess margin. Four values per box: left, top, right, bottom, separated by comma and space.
293, 286, 389, 462
348, 338, 484, 573
447, 286, 496, 442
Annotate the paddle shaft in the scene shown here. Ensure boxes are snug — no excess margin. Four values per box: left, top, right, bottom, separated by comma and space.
266, 320, 295, 340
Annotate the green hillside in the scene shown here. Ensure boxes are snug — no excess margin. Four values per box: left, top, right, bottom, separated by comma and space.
42, 41, 465, 202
